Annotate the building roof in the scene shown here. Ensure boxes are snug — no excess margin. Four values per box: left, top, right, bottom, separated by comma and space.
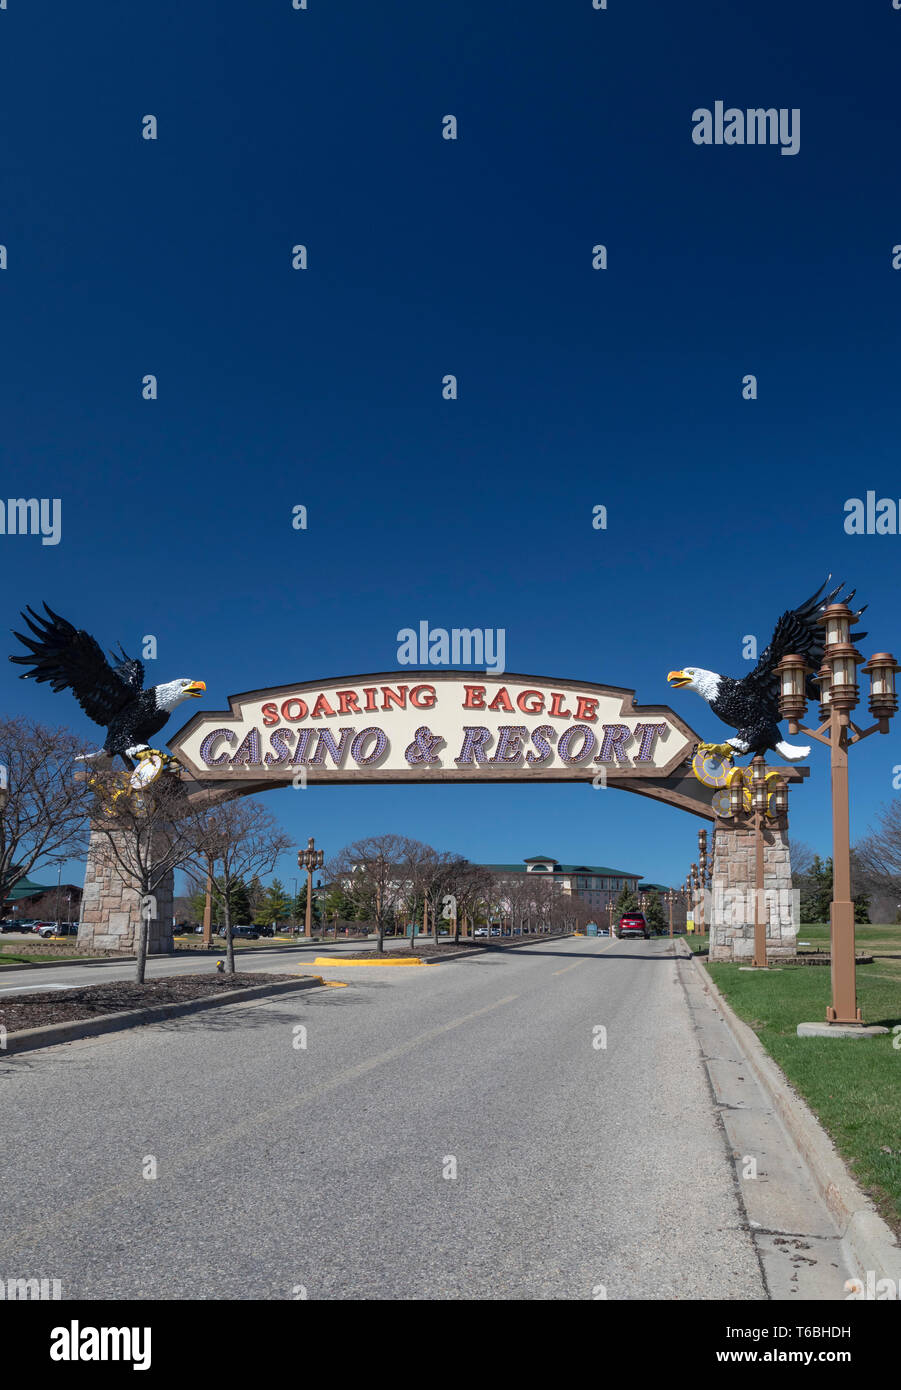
5, 875, 52, 902
483, 862, 642, 878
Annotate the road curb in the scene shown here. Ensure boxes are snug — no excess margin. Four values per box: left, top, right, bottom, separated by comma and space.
2, 976, 324, 1055
683, 946, 901, 1288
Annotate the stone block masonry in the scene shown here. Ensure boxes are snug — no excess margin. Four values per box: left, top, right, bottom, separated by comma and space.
78, 823, 174, 954
709, 822, 797, 961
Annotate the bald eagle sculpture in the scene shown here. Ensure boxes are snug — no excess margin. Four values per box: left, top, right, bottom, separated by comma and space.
10, 603, 205, 765
667, 578, 866, 761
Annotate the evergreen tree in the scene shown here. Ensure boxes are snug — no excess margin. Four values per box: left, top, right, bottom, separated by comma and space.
254, 878, 291, 928
291, 885, 322, 927
644, 889, 667, 935
323, 884, 356, 925
614, 884, 639, 917
799, 855, 832, 924
188, 876, 249, 925
187, 888, 207, 923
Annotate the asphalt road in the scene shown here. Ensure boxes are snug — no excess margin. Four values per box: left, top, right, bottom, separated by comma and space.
0, 936, 850, 1300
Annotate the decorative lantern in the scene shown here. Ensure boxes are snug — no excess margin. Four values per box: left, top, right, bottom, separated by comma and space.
819, 602, 853, 651
861, 652, 901, 722
771, 777, 788, 816
775, 653, 810, 727
815, 663, 832, 722
728, 767, 744, 816
818, 603, 863, 713
824, 644, 863, 711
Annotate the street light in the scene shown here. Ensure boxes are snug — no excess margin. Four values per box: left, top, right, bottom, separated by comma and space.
690, 863, 700, 936
297, 837, 324, 939
776, 604, 899, 1024
664, 887, 677, 938
698, 830, 710, 939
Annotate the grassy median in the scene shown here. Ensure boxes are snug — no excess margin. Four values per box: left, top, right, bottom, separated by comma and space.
705, 939, 901, 1234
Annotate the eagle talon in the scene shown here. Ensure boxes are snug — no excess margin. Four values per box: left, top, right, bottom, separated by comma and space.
695, 741, 736, 760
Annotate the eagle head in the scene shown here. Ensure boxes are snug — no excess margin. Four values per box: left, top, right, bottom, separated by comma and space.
667, 667, 721, 703
153, 678, 206, 713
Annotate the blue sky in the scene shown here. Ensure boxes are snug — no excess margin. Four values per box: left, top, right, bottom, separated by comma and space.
2, 0, 901, 896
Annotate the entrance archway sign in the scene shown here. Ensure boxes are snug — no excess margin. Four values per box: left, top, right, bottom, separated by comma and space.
169, 670, 698, 786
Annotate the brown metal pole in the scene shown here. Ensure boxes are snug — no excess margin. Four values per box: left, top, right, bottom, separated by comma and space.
752, 809, 767, 968
829, 710, 860, 1023
305, 862, 313, 938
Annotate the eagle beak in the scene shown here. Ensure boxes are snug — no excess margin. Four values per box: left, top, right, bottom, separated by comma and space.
667, 670, 691, 689
185, 681, 206, 698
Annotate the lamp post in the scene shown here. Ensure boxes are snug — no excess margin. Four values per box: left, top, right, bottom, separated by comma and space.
776, 607, 899, 1025
665, 888, 676, 938
690, 863, 700, 935
725, 756, 789, 969
698, 830, 709, 939
297, 837, 324, 939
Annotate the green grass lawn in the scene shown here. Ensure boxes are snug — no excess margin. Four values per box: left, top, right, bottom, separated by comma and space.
796, 921, 901, 954
706, 952, 901, 1234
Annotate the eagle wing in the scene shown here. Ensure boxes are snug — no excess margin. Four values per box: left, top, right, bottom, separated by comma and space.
742, 577, 867, 706
9, 603, 143, 728
107, 642, 145, 693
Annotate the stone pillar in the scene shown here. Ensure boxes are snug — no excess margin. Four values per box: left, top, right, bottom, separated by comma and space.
709, 820, 797, 961
78, 822, 174, 954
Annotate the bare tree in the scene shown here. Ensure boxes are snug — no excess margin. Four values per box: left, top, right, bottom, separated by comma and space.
183, 796, 293, 974
853, 803, 901, 920
0, 717, 92, 905
788, 838, 815, 885
328, 834, 424, 953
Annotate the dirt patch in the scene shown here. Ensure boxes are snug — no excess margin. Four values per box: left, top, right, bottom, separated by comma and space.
0, 972, 300, 1033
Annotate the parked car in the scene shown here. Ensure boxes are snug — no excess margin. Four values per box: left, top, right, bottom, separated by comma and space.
617, 913, 649, 940
217, 925, 260, 940
38, 922, 79, 938
473, 927, 488, 938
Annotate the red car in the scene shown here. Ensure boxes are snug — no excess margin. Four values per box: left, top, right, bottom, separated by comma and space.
617, 914, 649, 940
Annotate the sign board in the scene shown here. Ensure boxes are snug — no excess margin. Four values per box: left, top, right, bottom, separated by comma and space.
168, 671, 697, 785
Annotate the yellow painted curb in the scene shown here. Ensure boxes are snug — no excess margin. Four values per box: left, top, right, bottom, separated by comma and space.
312, 956, 426, 968
322, 980, 349, 988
